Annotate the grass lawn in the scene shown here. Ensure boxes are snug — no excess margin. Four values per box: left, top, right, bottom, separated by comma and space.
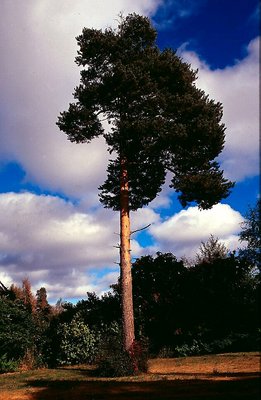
0, 352, 260, 399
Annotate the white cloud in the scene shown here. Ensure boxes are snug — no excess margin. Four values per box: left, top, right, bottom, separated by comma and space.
0, 191, 156, 301
0, 192, 120, 301
179, 37, 260, 181
150, 204, 243, 258
0, 0, 161, 204
131, 207, 161, 231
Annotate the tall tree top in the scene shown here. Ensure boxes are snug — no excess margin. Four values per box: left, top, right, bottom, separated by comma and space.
196, 235, 228, 264
57, 13, 234, 211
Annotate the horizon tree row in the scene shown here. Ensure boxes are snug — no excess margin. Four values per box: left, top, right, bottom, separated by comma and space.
0, 227, 259, 371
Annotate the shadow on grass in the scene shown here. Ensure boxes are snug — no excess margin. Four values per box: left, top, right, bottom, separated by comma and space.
26, 374, 260, 400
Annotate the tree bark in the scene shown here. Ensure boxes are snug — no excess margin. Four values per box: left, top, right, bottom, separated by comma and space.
120, 156, 135, 352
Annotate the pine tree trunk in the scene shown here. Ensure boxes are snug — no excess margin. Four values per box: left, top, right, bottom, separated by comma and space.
120, 156, 135, 352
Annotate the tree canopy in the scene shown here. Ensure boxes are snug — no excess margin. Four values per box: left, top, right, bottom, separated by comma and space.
57, 13, 234, 211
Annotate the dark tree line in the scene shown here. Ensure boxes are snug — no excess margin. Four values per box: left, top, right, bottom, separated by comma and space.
132, 251, 259, 354
0, 203, 259, 371
0, 248, 259, 371
50, 230, 259, 358
69, 249, 258, 356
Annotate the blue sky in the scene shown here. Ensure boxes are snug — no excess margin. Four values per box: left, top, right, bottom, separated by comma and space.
0, 0, 259, 303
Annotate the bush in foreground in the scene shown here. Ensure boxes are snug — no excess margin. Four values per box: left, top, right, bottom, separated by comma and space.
96, 324, 148, 377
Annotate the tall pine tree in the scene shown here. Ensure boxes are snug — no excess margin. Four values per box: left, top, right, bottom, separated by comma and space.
57, 14, 234, 352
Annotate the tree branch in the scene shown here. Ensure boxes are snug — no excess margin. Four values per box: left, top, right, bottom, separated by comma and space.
130, 223, 151, 236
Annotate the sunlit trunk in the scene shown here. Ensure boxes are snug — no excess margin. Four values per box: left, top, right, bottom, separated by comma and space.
120, 156, 135, 352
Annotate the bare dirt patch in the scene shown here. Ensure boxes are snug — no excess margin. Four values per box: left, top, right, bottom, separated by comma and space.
0, 352, 260, 399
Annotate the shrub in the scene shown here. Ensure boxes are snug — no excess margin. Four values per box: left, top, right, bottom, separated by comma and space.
19, 348, 44, 371
174, 339, 211, 357
57, 313, 98, 365
96, 325, 148, 377
97, 348, 134, 377
172, 331, 260, 357
158, 346, 176, 358
0, 354, 19, 373
96, 323, 132, 377
0, 297, 35, 361
211, 332, 260, 353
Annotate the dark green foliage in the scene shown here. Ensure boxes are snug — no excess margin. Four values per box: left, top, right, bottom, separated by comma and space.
186, 254, 258, 334
36, 287, 51, 315
172, 332, 260, 358
196, 234, 228, 264
0, 296, 35, 361
44, 292, 121, 367
57, 13, 234, 211
97, 348, 134, 377
95, 322, 134, 376
173, 339, 212, 357
98, 155, 166, 210
1, 237, 258, 368
75, 290, 121, 329
0, 283, 54, 369
0, 354, 19, 373
131, 251, 259, 355
56, 313, 98, 365
96, 323, 148, 377
239, 199, 260, 271
132, 252, 188, 350
41, 316, 61, 368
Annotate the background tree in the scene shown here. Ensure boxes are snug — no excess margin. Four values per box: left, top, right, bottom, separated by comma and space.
0, 292, 35, 363
2, 280, 54, 368
36, 287, 49, 312
196, 235, 228, 264
131, 253, 187, 352
75, 291, 121, 329
239, 199, 260, 272
130, 251, 259, 355
10, 278, 37, 314
36, 287, 52, 324
189, 255, 253, 331
57, 13, 234, 352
